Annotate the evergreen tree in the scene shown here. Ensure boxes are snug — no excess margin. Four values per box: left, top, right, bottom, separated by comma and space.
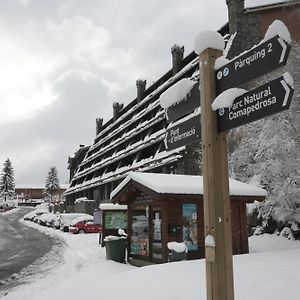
0, 158, 15, 201
230, 108, 300, 236
45, 166, 60, 201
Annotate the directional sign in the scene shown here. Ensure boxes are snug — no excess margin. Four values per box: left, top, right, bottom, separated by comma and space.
165, 114, 200, 151
166, 83, 200, 123
216, 35, 290, 95
216, 74, 294, 132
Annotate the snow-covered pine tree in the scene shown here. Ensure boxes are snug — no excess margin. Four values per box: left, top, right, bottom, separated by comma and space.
45, 166, 60, 201
230, 107, 300, 237
0, 158, 15, 201
228, 32, 300, 238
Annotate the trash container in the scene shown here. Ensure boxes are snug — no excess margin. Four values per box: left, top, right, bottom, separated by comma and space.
167, 241, 187, 262
105, 236, 126, 263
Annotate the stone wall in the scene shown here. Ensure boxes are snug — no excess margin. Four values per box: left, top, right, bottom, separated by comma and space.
226, 0, 261, 58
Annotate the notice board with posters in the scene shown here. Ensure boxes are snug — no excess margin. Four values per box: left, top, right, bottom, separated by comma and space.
104, 211, 127, 230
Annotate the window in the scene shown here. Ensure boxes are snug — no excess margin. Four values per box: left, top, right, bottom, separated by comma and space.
152, 210, 162, 259
182, 204, 198, 251
131, 211, 149, 256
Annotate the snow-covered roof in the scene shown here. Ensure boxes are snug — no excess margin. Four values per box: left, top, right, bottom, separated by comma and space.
16, 185, 46, 189
99, 203, 127, 210
16, 183, 69, 189
74, 197, 94, 203
111, 172, 267, 199
245, 0, 297, 9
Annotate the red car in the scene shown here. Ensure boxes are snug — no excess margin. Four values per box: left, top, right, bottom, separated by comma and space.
69, 219, 102, 234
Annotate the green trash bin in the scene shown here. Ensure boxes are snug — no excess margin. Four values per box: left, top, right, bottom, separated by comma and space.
105, 237, 126, 263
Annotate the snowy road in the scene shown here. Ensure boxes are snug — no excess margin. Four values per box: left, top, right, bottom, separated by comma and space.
1, 207, 300, 300
0, 207, 61, 291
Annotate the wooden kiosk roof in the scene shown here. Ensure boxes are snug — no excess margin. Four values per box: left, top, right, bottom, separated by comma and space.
110, 172, 267, 203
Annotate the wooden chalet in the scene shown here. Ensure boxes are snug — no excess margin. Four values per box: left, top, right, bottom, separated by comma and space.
111, 172, 267, 264
99, 203, 128, 246
16, 185, 67, 201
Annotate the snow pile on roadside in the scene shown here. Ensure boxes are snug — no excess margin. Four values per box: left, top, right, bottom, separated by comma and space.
2, 221, 132, 300
0, 207, 20, 215
2, 215, 300, 300
249, 233, 300, 253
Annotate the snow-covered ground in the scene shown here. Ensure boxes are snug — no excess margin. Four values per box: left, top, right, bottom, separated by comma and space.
2, 212, 300, 300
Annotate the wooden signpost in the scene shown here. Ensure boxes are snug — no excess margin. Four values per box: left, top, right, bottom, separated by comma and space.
199, 29, 292, 300
200, 48, 234, 300
162, 27, 293, 300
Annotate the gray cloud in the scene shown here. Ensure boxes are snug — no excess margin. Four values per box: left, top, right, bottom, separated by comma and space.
0, 69, 109, 185
0, 0, 228, 185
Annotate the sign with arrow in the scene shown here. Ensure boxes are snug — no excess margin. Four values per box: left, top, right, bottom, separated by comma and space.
216, 74, 294, 132
165, 114, 200, 151
216, 35, 290, 95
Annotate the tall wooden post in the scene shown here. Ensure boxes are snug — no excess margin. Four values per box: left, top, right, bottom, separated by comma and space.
200, 48, 235, 300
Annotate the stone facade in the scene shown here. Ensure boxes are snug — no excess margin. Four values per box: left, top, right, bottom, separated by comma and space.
74, 199, 95, 216
226, 0, 261, 58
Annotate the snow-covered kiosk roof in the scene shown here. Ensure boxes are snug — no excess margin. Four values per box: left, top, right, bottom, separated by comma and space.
99, 203, 127, 211
110, 172, 267, 203
111, 172, 267, 263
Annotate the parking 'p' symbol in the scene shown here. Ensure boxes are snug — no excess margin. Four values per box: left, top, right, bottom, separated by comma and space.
223, 67, 229, 77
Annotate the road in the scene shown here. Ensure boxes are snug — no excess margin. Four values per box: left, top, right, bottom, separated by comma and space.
0, 207, 61, 292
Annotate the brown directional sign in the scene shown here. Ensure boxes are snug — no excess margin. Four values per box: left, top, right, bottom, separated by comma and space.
166, 83, 200, 123
165, 114, 200, 151
216, 74, 294, 132
216, 35, 290, 95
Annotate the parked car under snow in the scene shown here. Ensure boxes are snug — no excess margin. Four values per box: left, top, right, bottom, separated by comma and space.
69, 215, 102, 234
37, 212, 61, 228
23, 208, 49, 222
59, 213, 93, 232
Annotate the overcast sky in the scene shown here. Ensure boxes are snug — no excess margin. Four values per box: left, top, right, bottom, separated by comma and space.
0, 0, 228, 186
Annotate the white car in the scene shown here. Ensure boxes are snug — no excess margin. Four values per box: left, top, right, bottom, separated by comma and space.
59, 213, 93, 232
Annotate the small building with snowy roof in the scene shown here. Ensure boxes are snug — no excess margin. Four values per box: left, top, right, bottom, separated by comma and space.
16, 184, 68, 202
99, 203, 128, 245
110, 172, 267, 264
